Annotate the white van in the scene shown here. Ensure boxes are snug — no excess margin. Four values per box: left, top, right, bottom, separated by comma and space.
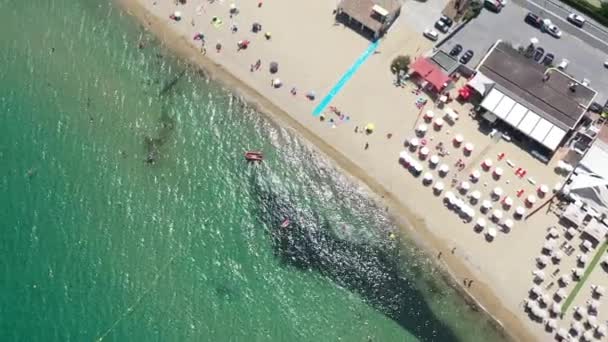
557, 58, 569, 70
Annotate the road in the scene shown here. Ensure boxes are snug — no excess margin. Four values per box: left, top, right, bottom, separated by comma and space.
515, 0, 608, 53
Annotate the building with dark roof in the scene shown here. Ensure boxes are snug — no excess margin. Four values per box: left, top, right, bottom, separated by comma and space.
336, 0, 401, 39
471, 41, 597, 152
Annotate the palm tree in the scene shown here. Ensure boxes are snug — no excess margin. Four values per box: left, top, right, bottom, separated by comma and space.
390, 55, 411, 75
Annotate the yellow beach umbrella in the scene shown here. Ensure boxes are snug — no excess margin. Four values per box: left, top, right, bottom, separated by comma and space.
365, 123, 375, 133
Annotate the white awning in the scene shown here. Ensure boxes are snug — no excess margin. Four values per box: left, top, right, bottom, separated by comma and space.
467, 72, 495, 96
480, 88, 568, 151
372, 4, 389, 17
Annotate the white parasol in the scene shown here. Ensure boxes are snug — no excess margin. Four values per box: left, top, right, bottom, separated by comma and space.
492, 209, 503, 221
503, 196, 513, 208
526, 195, 537, 205
410, 137, 420, 147
492, 187, 503, 198
433, 181, 445, 192
459, 181, 471, 192
464, 142, 474, 152
515, 206, 525, 217
470, 169, 480, 181
438, 164, 449, 174
487, 226, 497, 238
470, 190, 481, 201
429, 155, 439, 165
434, 117, 444, 128
419, 146, 430, 157
482, 158, 493, 169
503, 219, 514, 230
493, 167, 503, 178
454, 134, 464, 144
476, 218, 487, 228
481, 200, 492, 211
556, 288, 566, 299
424, 110, 435, 120
416, 124, 428, 134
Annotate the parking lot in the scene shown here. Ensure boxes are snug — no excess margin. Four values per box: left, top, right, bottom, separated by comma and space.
438, 3, 608, 104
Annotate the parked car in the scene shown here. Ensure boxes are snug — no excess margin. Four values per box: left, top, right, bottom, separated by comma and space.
440, 15, 453, 28
525, 12, 543, 28
558, 58, 569, 70
545, 23, 562, 38
541, 53, 554, 66
533, 46, 545, 62
567, 13, 586, 27
435, 19, 449, 33
450, 44, 463, 57
604, 60, 608, 68
423, 29, 439, 41
484, 0, 502, 12
460, 50, 474, 64
589, 102, 603, 113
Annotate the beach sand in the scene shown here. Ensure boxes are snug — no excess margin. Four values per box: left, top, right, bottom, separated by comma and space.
114, 0, 575, 340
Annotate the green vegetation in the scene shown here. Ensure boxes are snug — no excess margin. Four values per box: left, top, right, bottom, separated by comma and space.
561, 241, 608, 315
559, 0, 608, 28
390, 55, 411, 75
464, 0, 484, 20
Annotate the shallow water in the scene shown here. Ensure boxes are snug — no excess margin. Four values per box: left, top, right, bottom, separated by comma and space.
0, 1, 507, 341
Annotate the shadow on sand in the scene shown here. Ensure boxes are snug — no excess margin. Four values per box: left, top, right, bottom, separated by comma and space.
251, 174, 459, 341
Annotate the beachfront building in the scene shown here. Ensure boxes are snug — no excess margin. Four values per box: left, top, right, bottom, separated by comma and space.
468, 41, 597, 159
408, 57, 452, 94
335, 0, 401, 40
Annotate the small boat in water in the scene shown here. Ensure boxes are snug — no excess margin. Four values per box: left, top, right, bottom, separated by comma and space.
245, 151, 263, 162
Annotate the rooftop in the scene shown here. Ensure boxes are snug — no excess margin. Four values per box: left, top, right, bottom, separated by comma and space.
338, 0, 401, 33
478, 42, 596, 130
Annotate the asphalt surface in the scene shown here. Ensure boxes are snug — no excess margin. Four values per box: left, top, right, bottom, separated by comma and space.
516, 0, 608, 53
439, 3, 608, 104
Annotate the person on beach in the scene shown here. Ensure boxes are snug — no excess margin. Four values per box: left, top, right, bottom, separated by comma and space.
255, 59, 261, 70
354, 126, 358, 133
290, 87, 297, 95
216, 41, 222, 53
364, 142, 369, 150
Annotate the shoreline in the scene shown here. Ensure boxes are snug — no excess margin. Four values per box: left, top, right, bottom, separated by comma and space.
115, 1, 535, 340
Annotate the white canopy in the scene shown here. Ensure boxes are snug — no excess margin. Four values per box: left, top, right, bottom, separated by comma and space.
416, 124, 428, 133
410, 137, 420, 147
492, 187, 503, 197
423, 172, 433, 182
597, 325, 607, 336
578, 254, 588, 264
487, 227, 497, 238
471, 190, 481, 200
399, 151, 410, 161
503, 197, 513, 207
429, 155, 439, 165
434, 117, 444, 127
481, 200, 492, 210
527, 195, 537, 204
493, 167, 503, 177
454, 134, 464, 143
483, 159, 493, 168
556, 288, 567, 299
424, 110, 435, 120
420, 147, 430, 156
539, 184, 549, 194
531, 285, 543, 296
593, 285, 605, 296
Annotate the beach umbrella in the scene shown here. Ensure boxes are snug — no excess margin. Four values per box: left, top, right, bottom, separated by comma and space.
596, 325, 607, 336
559, 274, 570, 286
536, 255, 549, 266
470, 190, 481, 201
515, 206, 525, 217
438, 164, 449, 175
365, 123, 375, 133
492, 209, 503, 221
481, 200, 492, 211
410, 137, 420, 148
419, 146, 430, 158
593, 285, 605, 297
411, 161, 423, 174
503, 219, 514, 230
399, 150, 409, 160
423, 172, 433, 183
548, 227, 559, 238
553, 182, 562, 193
583, 331, 593, 342
533, 269, 545, 280
552, 250, 563, 262
503, 196, 513, 209
459, 181, 470, 193
551, 302, 561, 314
462, 206, 475, 219
416, 124, 428, 135
526, 195, 537, 206
424, 110, 435, 121
470, 169, 480, 181
540, 293, 551, 305
573, 268, 583, 279
272, 78, 282, 88
587, 315, 597, 327
572, 321, 584, 335
531, 285, 543, 297
173, 11, 182, 19
433, 117, 444, 128
556, 328, 568, 339
578, 254, 588, 265
433, 181, 444, 193
482, 159, 493, 169
453, 134, 464, 146
487, 226, 497, 238
556, 288, 566, 299
589, 299, 600, 312
269, 61, 279, 73
546, 319, 557, 330
538, 184, 549, 196
493, 167, 503, 178
429, 155, 439, 166
476, 218, 487, 228
492, 187, 503, 198
453, 198, 464, 210
444, 191, 455, 201
464, 142, 474, 153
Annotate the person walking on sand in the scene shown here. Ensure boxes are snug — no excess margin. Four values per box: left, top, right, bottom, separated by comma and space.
364, 142, 369, 150
216, 41, 222, 53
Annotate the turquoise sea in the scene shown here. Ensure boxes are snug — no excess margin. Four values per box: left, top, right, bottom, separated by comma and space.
0, 1, 507, 341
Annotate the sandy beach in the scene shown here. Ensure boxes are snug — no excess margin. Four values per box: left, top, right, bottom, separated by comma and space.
112, 1, 601, 341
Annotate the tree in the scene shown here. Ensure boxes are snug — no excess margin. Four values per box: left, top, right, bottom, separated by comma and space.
390, 55, 411, 75
464, 0, 483, 21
